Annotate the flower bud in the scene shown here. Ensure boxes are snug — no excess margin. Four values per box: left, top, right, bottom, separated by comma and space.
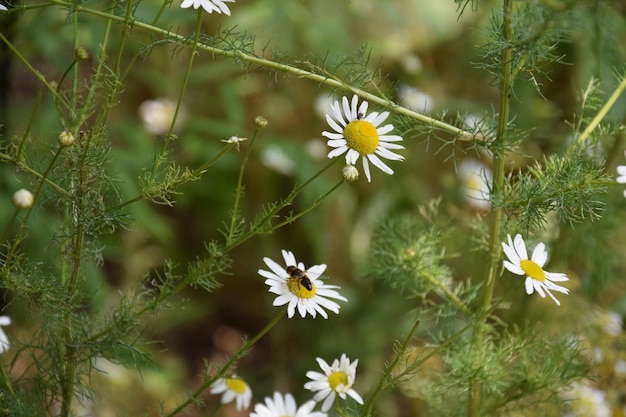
58, 131, 76, 147
254, 116, 268, 129
12, 189, 34, 209
342, 164, 359, 182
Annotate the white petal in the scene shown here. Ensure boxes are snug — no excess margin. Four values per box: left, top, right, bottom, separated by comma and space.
370, 111, 390, 127
375, 147, 404, 161
325, 113, 344, 134
513, 234, 528, 260
503, 260, 524, 275
346, 149, 360, 165
362, 157, 372, 182
530, 243, 547, 267
367, 153, 394, 175
525, 277, 535, 295
376, 123, 394, 135
328, 146, 348, 159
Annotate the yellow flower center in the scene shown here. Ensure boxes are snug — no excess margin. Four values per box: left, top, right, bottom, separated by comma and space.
343, 120, 379, 155
520, 259, 545, 282
328, 371, 348, 392
225, 378, 248, 394
287, 277, 316, 299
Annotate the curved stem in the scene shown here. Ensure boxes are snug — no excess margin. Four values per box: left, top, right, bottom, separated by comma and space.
165, 306, 287, 417
47, 0, 471, 139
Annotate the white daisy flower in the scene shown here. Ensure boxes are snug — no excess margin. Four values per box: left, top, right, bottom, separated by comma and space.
304, 353, 364, 412
501, 234, 569, 306
0, 4, 8, 11
180, 0, 234, 15
0, 316, 11, 354
323, 95, 405, 182
397, 84, 433, 114
138, 98, 186, 136
458, 159, 492, 210
210, 376, 252, 411
250, 392, 327, 417
617, 151, 626, 198
258, 250, 347, 319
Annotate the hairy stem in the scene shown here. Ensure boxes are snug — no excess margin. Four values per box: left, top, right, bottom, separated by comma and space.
468, 0, 513, 416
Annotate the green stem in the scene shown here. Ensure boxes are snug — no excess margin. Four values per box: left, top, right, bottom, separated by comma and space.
47, 0, 470, 139
226, 133, 259, 246
422, 271, 470, 315
468, 1, 513, 416
0, 32, 71, 113
572, 72, 626, 153
165, 306, 287, 417
150, 9, 203, 178
362, 317, 421, 415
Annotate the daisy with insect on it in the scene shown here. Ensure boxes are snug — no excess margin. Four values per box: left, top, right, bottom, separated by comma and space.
258, 250, 347, 319
250, 392, 327, 417
501, 234, 569, 306
180, 0, 234, 15
210, 376, 252, 411
323, 95, 405, 182
304, 353, 364, 412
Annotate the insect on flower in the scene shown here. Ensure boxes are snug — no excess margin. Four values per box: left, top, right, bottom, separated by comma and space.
287, 265, 313, 291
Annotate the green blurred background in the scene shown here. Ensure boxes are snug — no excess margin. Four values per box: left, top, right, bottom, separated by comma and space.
2, 0, 626, 415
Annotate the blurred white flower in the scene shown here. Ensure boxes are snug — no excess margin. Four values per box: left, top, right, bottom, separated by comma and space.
595, 311, 622, 336
260, 146, 295, 176
138, 98, 186, 136
397, 84, 434, 114
0, 316, 11, 354
458, 159, 492, 210
562, 382, 610, 417
12, 189, 34, 209
617, 150, 626, 198
0, 4, 7, 11
210, 377, 252, 410
250, 392, 326, 417
399, 53, 423, 75
180, 0, 234, 15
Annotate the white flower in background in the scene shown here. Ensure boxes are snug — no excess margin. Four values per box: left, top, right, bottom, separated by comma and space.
260, 145, 295, 176
397, 84, 433, 114
210, 377, 252, 410
258, 250, 347, 319
458, 159, 492, 210
138, 98, 186, 136
12, 189, 34, 209
250, 392, 327, 417
0, 4, 7, 11
180, 0, 234, 14
304, 353, 364, 412
562, 382, 611, 417
617, 150, 626, 198
501, 234, 569, 306
0, 316, 11, 354
323, 95, 405, 182
399, 53, 423, 75
594, 311, 622, 336
315, 94, 337, 120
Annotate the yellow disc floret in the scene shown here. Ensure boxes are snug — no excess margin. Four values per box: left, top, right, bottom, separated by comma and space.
343, 120, 379, 155
328, 371, 348, 392
520, 259, 545, 282
287, 277, 316, 299
225, 378, 248, 394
